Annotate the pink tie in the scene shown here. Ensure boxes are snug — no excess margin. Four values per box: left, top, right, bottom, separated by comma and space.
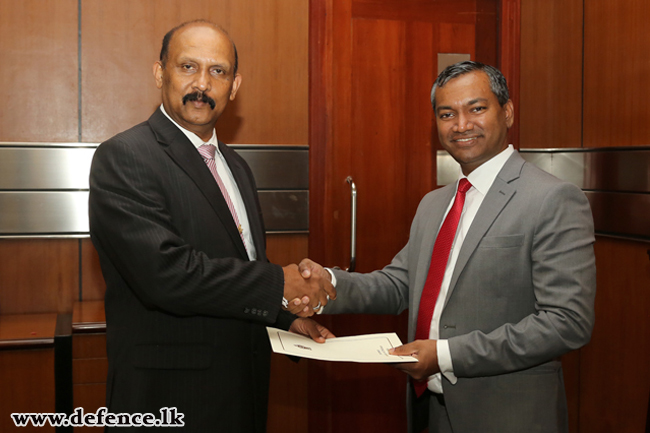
413, 178, 472, 397
197, 144, 246, 247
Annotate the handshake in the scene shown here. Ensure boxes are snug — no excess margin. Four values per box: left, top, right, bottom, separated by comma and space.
282, 259, 335, 317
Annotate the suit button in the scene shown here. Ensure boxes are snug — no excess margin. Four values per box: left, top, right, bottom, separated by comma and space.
244, 308, 250, 314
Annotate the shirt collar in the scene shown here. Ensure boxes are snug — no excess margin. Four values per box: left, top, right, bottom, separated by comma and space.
160, 104, 220, 153
459, 144, 515, 195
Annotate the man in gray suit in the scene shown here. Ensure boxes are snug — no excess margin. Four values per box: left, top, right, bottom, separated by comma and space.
300, 61, 596, 433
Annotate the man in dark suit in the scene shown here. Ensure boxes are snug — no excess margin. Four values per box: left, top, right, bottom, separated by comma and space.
89, 20, 334, 432
300, 61, 596, 433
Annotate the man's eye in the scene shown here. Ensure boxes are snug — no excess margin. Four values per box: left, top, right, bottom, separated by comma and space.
211, 68, 224, 75
439, 113, 452, 119
473, 106, 486, 113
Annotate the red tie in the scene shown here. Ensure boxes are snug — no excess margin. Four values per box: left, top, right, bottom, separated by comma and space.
198, 144, 246, 248
413, 178, 472, 397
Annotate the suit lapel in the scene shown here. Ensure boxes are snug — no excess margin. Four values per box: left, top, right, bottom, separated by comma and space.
219, 142, 267, 261
442, 152, 525, 307
411, 184, 456, 323
148, 109, 248, 260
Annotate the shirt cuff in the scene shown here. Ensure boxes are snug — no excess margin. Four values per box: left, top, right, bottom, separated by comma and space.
325, 268, 337, 287
437, 339, 458, 385
317, 268, 337, 315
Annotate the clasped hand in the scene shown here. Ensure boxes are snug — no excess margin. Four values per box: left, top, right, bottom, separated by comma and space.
282, 261, 336, 317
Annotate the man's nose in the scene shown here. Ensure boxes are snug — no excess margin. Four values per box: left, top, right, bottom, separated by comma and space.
193, 69, 210, 91
455, 113, 474, 132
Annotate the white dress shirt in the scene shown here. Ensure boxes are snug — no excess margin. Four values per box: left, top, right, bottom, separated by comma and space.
160, 104, 257, 261
429, 144, 515, 393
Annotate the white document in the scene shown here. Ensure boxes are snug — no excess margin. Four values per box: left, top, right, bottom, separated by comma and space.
267, 327, 418, 363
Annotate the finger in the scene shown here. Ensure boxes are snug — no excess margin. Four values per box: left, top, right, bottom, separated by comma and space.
298, 258, 315, 278
306, 323, 326, 343
295, 308, 314, 318
284, 298, 305, 315
389, 344, 417, 357
317, 325, 336, 339
323, 282, 337, 300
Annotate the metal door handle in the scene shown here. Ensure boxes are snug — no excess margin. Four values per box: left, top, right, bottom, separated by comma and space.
346, 176, 357, 272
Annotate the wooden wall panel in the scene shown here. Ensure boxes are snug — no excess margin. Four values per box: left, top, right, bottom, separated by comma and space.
499, 0, 521, 147
264, 233, 309, 433
579, 237, 650, 433
0, 0, 78, 142
519, 0, 583, 149
0, 349, 55, 432
475, 0, 498, 66
561, 350, 581, 433
80, 239, 105, 301
81, 0, 307, 145
352, 0, 477, 24
0, 239, 78, 315
265, 234, 308, 266
583, 0, 650, 148
439, 23, 476, 59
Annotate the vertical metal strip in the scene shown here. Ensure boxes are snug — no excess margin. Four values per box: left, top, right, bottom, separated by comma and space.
78, 0, 82, 142
580, 0, 585, 149
78, 239, 83, 301
78, 1, 84, 300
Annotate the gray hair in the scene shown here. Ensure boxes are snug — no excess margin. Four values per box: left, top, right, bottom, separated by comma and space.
431, 61, 509, 110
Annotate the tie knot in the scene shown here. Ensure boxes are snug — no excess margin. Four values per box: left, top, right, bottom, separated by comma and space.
198, 144, 216, 160
458, 178, 472, 194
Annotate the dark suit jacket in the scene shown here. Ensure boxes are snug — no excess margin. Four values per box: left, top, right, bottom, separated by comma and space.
89, 108, 294, 432
327, 151, 596, 433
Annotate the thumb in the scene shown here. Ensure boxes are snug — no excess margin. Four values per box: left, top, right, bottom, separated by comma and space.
307, 325, 325, 343
390, 344, 417, 357
298, 258, 313, 278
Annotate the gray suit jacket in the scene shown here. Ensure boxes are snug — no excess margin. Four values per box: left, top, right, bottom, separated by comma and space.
327, 151, 596, 433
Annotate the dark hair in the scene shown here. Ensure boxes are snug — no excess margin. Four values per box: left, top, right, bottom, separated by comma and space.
431, 61, 509, 110
159, 19, 239, 75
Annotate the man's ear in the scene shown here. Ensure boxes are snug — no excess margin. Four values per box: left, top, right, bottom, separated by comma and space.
504, 99, 514, 129
229, 73, 242, 101
153, 61, 164, 89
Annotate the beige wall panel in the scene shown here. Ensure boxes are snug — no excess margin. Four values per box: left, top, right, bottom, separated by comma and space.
583, 0, 650, 147
0, 239, 78, 314
0, 0, 78, 142
81, 0, 308, 145
519, 0, 583, 149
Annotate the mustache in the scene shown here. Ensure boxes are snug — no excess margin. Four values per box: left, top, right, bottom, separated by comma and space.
182, 91, 216, 110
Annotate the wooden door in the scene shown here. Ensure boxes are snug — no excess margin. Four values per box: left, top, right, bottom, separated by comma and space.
308, 1, 500, 431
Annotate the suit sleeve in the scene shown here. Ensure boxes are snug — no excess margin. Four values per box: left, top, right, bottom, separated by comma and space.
89, 135, 287, 324
448, 182, 597, 377
326, 245, 411, 315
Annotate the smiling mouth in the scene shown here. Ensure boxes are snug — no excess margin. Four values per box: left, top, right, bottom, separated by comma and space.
453, 136, 480, 143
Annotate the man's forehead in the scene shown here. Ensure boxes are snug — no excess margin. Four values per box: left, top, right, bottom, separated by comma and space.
169, 24, 232, 56
436, 72, 495, 106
